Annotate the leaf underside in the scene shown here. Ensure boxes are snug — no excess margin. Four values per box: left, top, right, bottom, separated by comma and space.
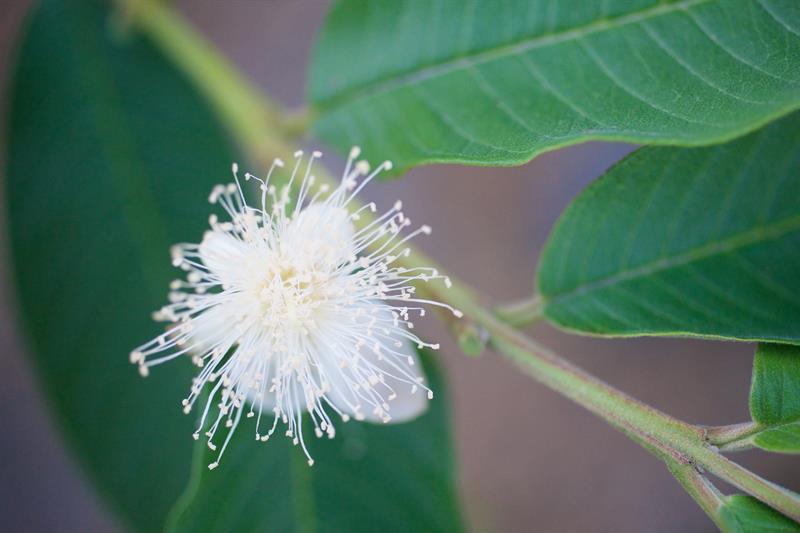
719, 495, 800, 532
309, 0, 800, 173
537, 112, 800, 343
748, 344, 800, 453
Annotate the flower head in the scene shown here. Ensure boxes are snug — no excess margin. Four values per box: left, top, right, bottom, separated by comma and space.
130, 147, 460, 468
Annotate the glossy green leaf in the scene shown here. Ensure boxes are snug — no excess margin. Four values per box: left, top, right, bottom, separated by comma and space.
168, 353, 463, 533
719, 495, 800, 532
309, 0, 800, 173
6, 0, 238, 529
538, 113, 800, 342
748, 344, 800, 452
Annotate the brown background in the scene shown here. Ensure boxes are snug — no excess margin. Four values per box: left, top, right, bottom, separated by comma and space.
1, 2, 796, 532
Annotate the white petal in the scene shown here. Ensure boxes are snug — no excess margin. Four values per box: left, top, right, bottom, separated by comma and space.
316, 334, 428, 424
186, 303, 232, 355
199, 231, 249, 286
373, 343, 428, 423
286, 204, 355, 266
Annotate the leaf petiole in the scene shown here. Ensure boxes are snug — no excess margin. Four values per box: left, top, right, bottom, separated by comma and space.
494, 294, 545, 327
706, 422, 761, 452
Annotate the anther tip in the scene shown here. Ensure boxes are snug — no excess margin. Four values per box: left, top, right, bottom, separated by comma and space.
356, 160, 370, 174
349, 146, 361, 158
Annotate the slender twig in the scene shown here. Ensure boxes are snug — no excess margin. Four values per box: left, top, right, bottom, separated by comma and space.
126, 0, 800, 524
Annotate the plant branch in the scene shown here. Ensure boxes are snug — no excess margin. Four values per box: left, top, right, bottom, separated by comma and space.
462, 304, 800, 520
127, 0, 800, 524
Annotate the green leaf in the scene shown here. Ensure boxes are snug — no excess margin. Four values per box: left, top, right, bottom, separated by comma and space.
719, 495, 800, 532
537, 112, 800, 343
6, 0, 238, 530
168, 352, 463, 533
309, 0, 800, 173
749, 344, 800, 452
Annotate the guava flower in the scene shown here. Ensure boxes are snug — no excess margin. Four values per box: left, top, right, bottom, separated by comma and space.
130, 147, 460, 468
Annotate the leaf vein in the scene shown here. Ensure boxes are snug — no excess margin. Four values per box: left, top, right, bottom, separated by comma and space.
315, 0, 713, 108
641, 21, 769, 105
546, 214, 800, 306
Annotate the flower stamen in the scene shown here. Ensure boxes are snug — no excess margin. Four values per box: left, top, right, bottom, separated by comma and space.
131, 148, 459, 468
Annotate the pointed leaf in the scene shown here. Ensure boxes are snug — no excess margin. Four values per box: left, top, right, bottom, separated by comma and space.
309, 0, 800, 173
538, 113, 800, 343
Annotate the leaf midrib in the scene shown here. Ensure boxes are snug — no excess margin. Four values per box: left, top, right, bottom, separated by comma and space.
314, 0, 711, 109
543, 213, 800, 307
756, 418, 800, 435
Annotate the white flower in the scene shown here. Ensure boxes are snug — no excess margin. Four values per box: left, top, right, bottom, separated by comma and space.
130, 147, 461, 468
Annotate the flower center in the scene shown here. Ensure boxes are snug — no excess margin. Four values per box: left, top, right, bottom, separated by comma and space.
250, 257, 337, 334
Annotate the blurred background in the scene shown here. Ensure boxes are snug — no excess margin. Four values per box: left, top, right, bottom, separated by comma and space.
0, 1, 796, 532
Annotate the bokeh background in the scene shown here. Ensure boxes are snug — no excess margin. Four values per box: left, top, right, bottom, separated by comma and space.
0, 1, 796, 532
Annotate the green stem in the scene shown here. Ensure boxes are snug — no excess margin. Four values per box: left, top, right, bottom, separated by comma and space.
127, 0, 800, 524
494, 295, 544, 327
459, 302, 800, 520
667, 461, 729, 532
